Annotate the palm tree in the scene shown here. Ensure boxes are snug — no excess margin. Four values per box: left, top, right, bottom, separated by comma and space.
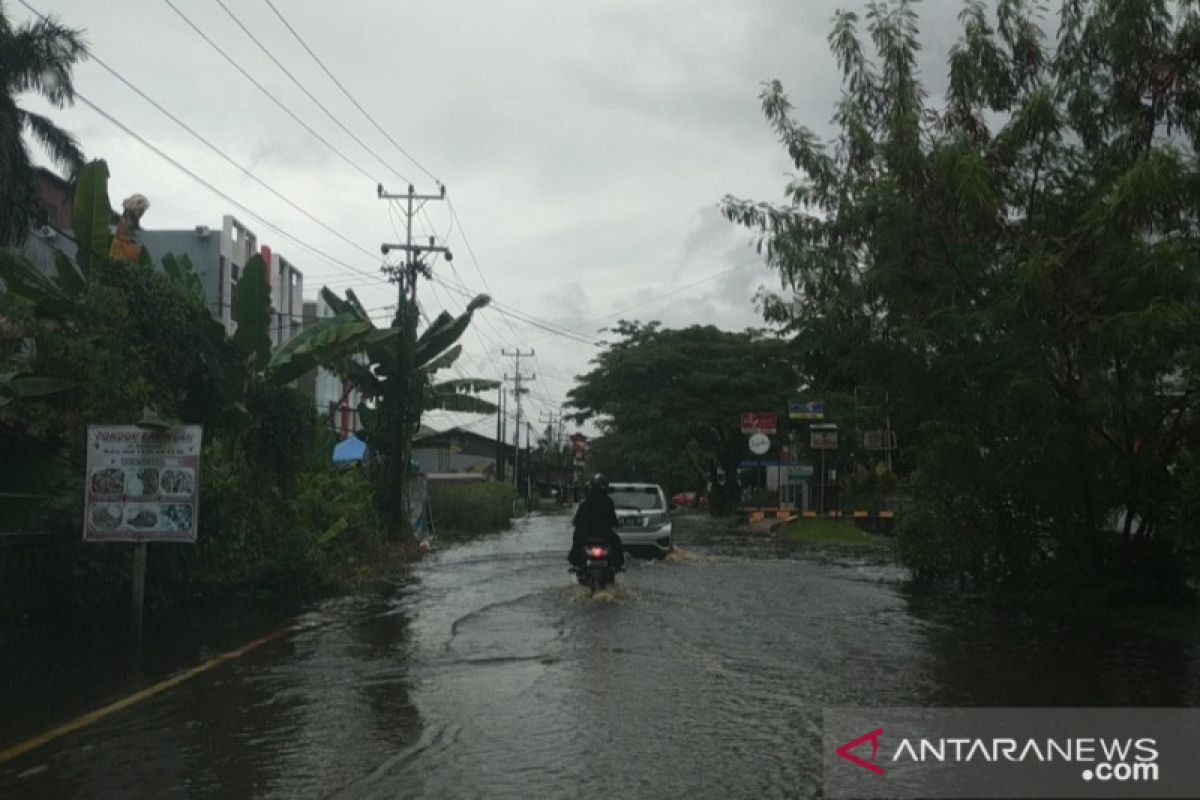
0, 3, 86, 246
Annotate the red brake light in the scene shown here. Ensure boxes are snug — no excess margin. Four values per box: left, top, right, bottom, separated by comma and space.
588, 547, 606, 558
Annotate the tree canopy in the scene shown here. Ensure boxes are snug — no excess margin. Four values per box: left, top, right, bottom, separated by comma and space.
0, 4, 86, 245
723, 0, 1200, 595
567, 321, 801, 511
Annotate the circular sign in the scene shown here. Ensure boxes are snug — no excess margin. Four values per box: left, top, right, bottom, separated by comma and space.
748, 432, 771, 455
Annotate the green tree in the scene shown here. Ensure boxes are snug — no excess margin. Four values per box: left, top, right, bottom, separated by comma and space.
0, 3, 86, 245
567, 321, 801, 514
272, 287, 497, 532
724, 0, 1200, 595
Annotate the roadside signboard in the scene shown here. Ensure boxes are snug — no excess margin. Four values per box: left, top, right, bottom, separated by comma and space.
748, 432, 771, 455
810, 423, 839, 450
789, 400, 825, 420
85, 425, 202, 543
789, 464, 815, 479
740, 412, 778, 434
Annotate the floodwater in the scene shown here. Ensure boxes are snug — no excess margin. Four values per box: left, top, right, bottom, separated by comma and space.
2, 513, 1199, 798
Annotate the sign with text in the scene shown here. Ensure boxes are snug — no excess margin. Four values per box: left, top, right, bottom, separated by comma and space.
740, 412, 778, 434
825, 707, 1200, 798
789, 399, 826, 420
748, 432, 771, 455
810, 423, 839, 450
85, 425, 202, 543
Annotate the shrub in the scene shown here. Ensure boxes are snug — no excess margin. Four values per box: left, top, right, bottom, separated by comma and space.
429, 480, 515, 534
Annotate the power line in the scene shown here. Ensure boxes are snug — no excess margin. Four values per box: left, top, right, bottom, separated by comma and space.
255, 0, 588, 367
527, 256, 764, 344
70, 92, 384, 286
430, 276, 599, 346
263, 0, 441, 186
213, 0, 413, 187
16, 0, 390, 290
160, 0, 381, 186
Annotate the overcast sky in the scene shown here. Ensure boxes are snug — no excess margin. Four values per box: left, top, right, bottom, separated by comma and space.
16, 0, 969, 436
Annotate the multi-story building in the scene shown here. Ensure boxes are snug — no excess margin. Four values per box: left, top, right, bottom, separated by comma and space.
140, 216, 303, 345
20, 170, 304, 346
19, 169, 360, 433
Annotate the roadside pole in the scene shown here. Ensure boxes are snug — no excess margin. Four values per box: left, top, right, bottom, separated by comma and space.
820, 449, 826, 516
131, 542, 147, 642
379, 183, 452, 535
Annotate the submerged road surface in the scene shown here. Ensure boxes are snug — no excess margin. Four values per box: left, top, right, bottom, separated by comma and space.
3, 513, 1199, 798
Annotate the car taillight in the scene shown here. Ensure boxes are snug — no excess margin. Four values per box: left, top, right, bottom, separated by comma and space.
588, 547, 606, 558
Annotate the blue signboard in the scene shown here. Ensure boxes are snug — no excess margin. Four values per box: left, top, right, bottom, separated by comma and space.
789, 400, 825, 420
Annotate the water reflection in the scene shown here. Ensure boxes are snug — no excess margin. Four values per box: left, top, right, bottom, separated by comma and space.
2, 513, 1197, 799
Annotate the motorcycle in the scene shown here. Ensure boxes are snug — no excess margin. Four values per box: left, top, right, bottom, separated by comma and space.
574, 538, 618, 592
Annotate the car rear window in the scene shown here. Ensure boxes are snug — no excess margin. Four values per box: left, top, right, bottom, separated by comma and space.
609, 487, 663, 510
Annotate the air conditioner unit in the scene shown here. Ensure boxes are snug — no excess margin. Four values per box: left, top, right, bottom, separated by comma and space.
34, 225, 56, 239
194, 225, 211, 238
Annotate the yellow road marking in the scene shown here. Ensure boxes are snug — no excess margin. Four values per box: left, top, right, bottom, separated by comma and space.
0, 627, 290, 767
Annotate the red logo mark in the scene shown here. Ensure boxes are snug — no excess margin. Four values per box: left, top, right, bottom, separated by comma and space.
836, 727, 885, 776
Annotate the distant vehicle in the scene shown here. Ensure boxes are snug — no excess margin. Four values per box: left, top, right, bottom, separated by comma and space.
609, 482, 674, 558
670, 491, 708, 509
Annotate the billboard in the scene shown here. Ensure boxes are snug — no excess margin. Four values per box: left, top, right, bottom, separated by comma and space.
85, 425, 202, 543
740, 412, 778, 434
789, 400, 826, 420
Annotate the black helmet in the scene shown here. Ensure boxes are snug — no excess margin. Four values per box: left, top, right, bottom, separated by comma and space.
591, 473, 609, 491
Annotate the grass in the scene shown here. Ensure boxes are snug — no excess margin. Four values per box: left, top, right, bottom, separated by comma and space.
774, 518, 895, 551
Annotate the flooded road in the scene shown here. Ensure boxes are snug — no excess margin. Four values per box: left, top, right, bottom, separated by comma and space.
3, 513, 1200, 798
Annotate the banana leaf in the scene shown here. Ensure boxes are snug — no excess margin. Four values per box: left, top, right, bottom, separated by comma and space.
232, 255, 272, 366
72, 160, 113, 274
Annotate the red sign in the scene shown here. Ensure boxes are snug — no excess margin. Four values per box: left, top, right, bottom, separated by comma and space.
740, 412, 777, 434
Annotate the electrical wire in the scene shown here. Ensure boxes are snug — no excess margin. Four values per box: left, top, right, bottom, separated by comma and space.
71, 92, 385, 286
213, 0, 413, 188
160, 0, 381, 186
526, 255, 765, 344
255, 0, 598, 358
263, 0, 441, 186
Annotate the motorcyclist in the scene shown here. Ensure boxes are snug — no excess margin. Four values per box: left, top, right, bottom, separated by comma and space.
569, 473, 624, 571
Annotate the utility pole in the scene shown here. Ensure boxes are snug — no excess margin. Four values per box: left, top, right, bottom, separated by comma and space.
502, 348, 534, 503
378, 183, 451, 535
496, 387, 506, 481
539, 409, 562, 489
526, 420, 534, 511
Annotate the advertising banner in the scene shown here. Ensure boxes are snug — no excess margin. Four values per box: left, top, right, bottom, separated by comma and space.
740, 412, 778, 434
789, 400, 826, 420
84, 425, 202, 543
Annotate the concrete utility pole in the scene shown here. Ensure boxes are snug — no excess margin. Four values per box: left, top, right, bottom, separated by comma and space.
378, 183, 450, 534
539, 409, 562, 488
502, 348, 534, 501
496, 387, 506, 481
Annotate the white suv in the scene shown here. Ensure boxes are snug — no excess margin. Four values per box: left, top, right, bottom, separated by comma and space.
609, 482, 673, 558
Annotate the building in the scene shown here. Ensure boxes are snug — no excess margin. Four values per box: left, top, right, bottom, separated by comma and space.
21, 167, 90, 268
140, 216, 303, 345
412, 426, 514, 477
21, 171, 304, 346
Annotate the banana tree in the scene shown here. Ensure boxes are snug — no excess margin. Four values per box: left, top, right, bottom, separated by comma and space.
268, 285, 497, 532
268, 286, 498, 435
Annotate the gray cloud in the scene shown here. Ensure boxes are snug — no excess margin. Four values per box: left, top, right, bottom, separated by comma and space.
19, 0, 978, 423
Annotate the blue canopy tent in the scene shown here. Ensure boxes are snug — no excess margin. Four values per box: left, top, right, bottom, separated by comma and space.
331, 435, 423, 474
332, 434, 367, 464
